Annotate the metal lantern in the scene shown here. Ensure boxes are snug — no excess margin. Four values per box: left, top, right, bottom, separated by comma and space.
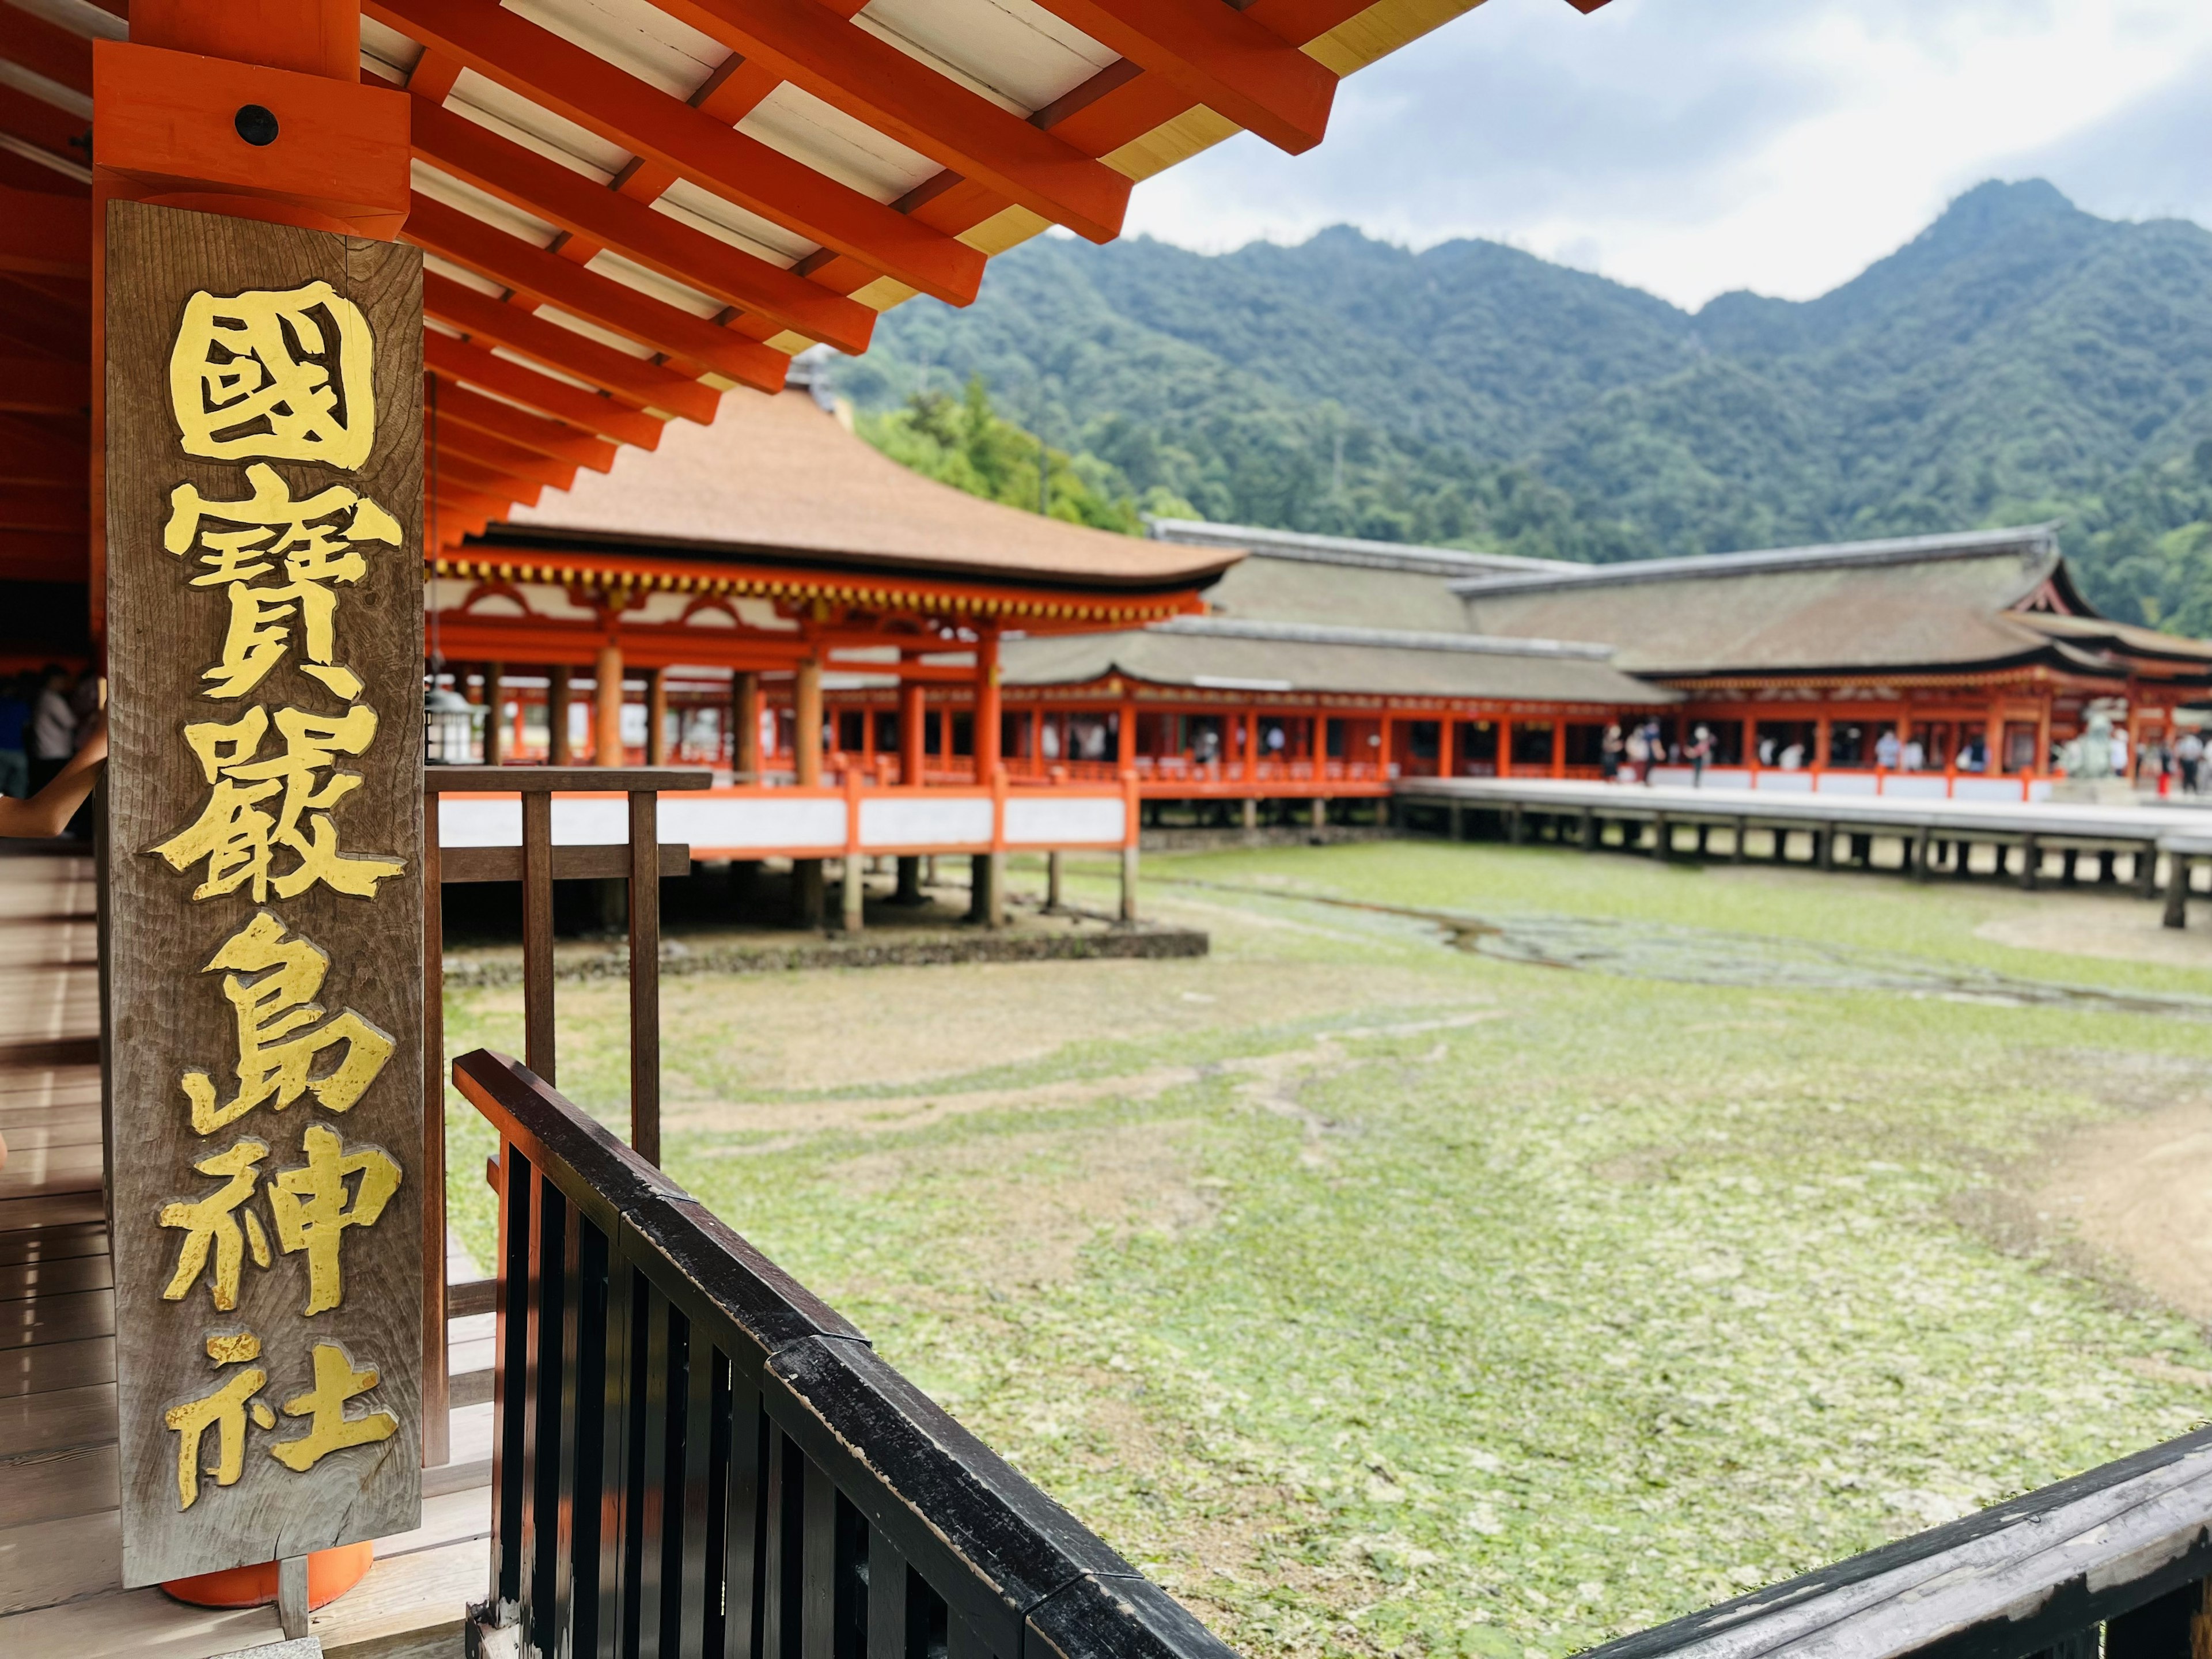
425, 684, 484, 766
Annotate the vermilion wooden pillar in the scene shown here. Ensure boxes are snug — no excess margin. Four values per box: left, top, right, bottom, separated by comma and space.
975, 627, 1003, 780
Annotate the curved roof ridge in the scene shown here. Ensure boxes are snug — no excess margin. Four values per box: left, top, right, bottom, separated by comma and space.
1145, 517, 1570, 578
1449, 524, 2063, 598
1151, 615, 1616, 661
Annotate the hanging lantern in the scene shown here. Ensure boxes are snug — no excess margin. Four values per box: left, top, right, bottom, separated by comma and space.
425, 684, 484, 766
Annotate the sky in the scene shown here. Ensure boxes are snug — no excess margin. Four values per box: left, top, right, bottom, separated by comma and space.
1120, 0, 2212, 312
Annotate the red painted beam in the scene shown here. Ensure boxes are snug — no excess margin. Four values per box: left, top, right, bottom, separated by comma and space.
0, 484, 82, 531
430, 445, 545, 506
425, 330, 665, 450
0, 183, 85, 277
1025, 0, 1335, 154
405, 193, 786, 392
0, 529, 84, 581
0, 411, 84, 482
0, 2, 95, 99
433, 422, 577, 494
424, 270, 722, 424
370, 0, 983, 306
653, 0, 1130, 244
427, 377, 620, 473
0, 356, 87, 414
408, 95, 873, 354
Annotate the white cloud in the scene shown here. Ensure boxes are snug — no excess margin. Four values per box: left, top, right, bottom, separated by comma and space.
1122, 0, 2212, 309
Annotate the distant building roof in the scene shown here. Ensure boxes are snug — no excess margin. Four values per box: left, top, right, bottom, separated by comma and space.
1002, 622, 1676, 705
1147, 517, 1565, 577
485, 387, 1241, 594
1453, 526, 2084, 677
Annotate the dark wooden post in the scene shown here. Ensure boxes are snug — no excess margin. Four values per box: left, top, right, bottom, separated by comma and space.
548, 666, 573, 766
627, 789, 660, 1165
732, 669, 760, 779
1733, 816, 1749, 863
522, 791, 556, 1081
2019, 834, 2040, 891
645, 666, 669, 766
2165, 851, 2191, 929
105, 203, 425, 1581
1579, 808, 1596, 851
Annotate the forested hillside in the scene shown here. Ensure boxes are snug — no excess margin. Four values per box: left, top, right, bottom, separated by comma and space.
839, 180, 2212, 630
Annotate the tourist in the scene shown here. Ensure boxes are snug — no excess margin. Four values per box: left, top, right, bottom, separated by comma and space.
28, 664, 77, 795
0, 673, 27, 800
2178, 729, 2204, 794
1624, 720, 1649, 783
1958, 733, 1987, 773
1639, 718, 1665, 782
2109, 724, 2130, 782
1900, 734, 1926, 772
1601, 721, 1623, 782
1757, 734, 1775, 767
1686, 723, 1713, 786
1778, 740, 1805, 771
1875, 727, 1902, 771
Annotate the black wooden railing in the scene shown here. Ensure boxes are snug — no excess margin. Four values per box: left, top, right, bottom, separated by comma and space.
453, 1048, 1233, 1659
1582, 1426, 2212, 1659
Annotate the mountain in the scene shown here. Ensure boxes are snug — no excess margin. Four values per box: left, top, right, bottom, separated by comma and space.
836, 181, 2212, 630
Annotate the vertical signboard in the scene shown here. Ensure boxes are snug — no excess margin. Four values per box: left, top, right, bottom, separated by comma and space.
104, 200, 424, 1584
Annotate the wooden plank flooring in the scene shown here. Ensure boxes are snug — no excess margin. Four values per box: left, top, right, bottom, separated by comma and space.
0, 848, 493, 1647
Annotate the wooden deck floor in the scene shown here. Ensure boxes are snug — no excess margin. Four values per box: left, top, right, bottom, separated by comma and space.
0, 846, 489, 1657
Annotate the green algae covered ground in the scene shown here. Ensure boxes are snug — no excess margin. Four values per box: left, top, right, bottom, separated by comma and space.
441, 842, 2212, 1659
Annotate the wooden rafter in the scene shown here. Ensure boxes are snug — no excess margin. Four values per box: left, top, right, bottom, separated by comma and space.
407, 94, 874, 354
0, 2, 94, 99
423, 270, 722, 423
1024, 0, 1336, 155
0, 355, 85, 412
431, 446, 546, 507
426, 330, 666, 450
433, 421, 578, 494
427, 377, 620, 472
652, 0, 1132, 245
368, 0, 984, 307
0, 184, 85, 276
404, 192, 786, 391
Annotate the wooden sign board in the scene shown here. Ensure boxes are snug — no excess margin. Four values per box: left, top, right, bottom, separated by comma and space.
104, 200, 425, 1585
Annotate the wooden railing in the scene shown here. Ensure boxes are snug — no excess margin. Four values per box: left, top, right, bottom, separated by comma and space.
452, 1048, 1234, 1659
1583, 1427, 2212, 1659
423, 764, 713, 1474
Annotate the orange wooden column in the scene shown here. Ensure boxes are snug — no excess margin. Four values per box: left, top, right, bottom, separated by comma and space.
794, 655, 823, 786
549, 664, 574, 764
899, 675, 926, 786
1497, 715, 1514, 779
732, 670, 760, 777
594, 640, 625, 766
975, 627, 1003, 780
1551, 719, 1566, 778
645, 665, 668, 764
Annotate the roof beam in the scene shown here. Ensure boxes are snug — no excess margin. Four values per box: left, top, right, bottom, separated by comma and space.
424, 270, 722, 424
0, 183, 85, 276
427, 377, 620, 473
0, 411, 83, 482
369, 0, 983, 306
425, 329, 666, 450
652, 0, 1131, 244
0, 530, 82, 581
0, 2, 94, 99
408, 95, 873, 354
433, 422, 578, 494
1022, 0, 1334, 154
404, 192, 783, 391
0, 355, 86, 414
431, 446, 546, 506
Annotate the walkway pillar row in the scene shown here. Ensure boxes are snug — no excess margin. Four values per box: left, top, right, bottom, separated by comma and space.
732, 671, 761, 779
900, 676, 927, 786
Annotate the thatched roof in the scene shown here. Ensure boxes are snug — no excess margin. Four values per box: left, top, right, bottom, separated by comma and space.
488, 387, 1241, 593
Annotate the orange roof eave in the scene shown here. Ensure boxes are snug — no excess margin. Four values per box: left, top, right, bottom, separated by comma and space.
431, 545, 1210, 631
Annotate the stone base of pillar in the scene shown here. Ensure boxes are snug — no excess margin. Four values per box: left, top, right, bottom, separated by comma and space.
839, 857, 864, 932
1310, 798, 1326, 831
1043, 850, 1065, 912
1241, 798, 1257, 832
1120, 844, 1139, 924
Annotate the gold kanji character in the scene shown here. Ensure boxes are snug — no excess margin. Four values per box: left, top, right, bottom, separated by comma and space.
158, 1137, 272, 1311
169, 282, 377, 468
179, 911, 396, 1136
164, 1332, 277, 1510
270, 1341, 396, 1474
267, 1123, 402, 1316
152, 703, 404, 901
164, 463, 402, 700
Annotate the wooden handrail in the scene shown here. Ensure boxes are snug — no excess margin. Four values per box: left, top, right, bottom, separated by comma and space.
1584, 1427, 2212, 1659
453, 1048, 1239, 1659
